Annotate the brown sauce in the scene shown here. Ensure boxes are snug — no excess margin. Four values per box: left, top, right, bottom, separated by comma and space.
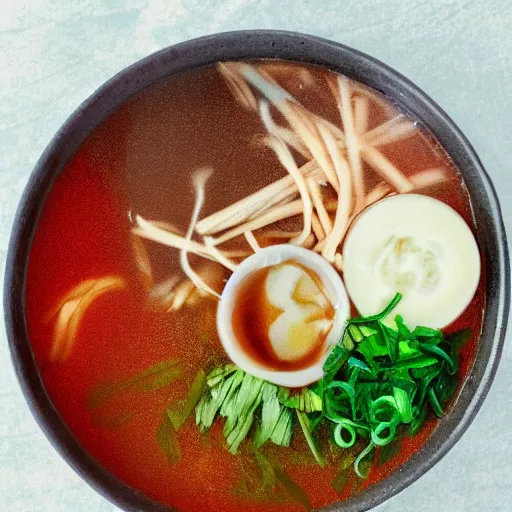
232, 260, 334, 371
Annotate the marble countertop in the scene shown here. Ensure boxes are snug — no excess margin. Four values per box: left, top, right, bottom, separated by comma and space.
1, 1, 511, 511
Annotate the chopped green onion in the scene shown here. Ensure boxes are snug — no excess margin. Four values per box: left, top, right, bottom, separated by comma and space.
348, 293, 402, 324
354, 442, 375, 478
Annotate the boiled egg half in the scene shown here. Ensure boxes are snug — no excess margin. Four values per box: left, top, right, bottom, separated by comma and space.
342, 194, 481, 329
217, 245, 350, 387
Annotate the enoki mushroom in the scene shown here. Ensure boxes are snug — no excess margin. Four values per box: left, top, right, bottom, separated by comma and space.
180, 168, 222, 299
264, 134, 313, 246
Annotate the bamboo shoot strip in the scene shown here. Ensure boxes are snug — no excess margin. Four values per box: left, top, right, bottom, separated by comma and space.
325, 74, 340, 102
354, 96, 369, 135
221, 249, 253, 258
180, 169, 221, 299
244, 231, 261, 252
218, 63, 258, 111
194, 161, 320, 236
367, 120, 416, 148
334, 253, 343, 271
314, 117, 347, 145
151, 220, 183, 235
337, 77, 365, 213
241, 186, 299, 225
318, 124, 353, 262
236, 63, 340, 193
360, 115, 404, 144
258, 230, 302, 239
149, 276, 180, 310
209, 199, 304, 246
306, 176, 332, 236
185, 288, 204, 306
360, 146, 414, 193
46, 279, 97, 321
238, 63, 297, 105
310, 211, 326, 241
264, 135, 313, 246
410, 168, 447, 188
271, 127, 311, 160
131, 236, 153, 289
203, 238, 238, 272
315, 167, 437, 256
169, 279, 195, 311
169, 263, 229, 310
259, 100, 310, 159
300, 233, 317, 250
61, 279, 125, 359
365, 182, 393, 207
284, 104, 340, 193
134, 217, 214, 260
248, 193, 299, 222
134, 216, 245, 266
351, 83, 397, 117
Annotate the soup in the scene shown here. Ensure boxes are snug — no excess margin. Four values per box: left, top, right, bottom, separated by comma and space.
25, 61, 484, 511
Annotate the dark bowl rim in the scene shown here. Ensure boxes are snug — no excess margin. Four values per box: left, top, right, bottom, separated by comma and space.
3, 29, 510, 512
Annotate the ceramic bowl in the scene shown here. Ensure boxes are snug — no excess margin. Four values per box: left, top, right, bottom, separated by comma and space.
4, 30, 510, 512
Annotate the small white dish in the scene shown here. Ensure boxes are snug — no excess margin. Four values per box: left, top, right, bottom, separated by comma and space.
217, 244, 350, 387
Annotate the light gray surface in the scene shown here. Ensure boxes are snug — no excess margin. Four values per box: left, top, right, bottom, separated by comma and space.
1, 1, 511, 511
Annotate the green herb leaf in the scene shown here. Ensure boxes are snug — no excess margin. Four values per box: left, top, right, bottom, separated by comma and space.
409, 403, 428, 436
197, 369, 244, 430
273, 465, 312, 511
347, 357, 371, 372
318, 296, 465, 479
432, 371, 457, 406
207, 364, 237, 387
87, 359, 181, 410
447, 328, 472, 373
234, 450, 309, 508
419, 343, 455, 372
398, 340, 420, 359
395, 315, 412, 339
157, 413, 181, 464
332, 470, 351, 494
167, 369, 206, 431
269, 408, 293, 447
196, 366, 297, 454
323, 344, 350, 382
412, 326, 443, 339
254, 387, 281, 448
428, 388, 443, 417
234, 449, 289, 504
278, 388, 323, 413
297, 411, 325, 466
393, 386, 413, 423
91, 411, 136, 430
389, 355, 439, 369
377, 436, 402, 466
332, 451, 357, 493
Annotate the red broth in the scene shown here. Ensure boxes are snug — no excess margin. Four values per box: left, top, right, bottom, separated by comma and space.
25, 62, 484, 512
